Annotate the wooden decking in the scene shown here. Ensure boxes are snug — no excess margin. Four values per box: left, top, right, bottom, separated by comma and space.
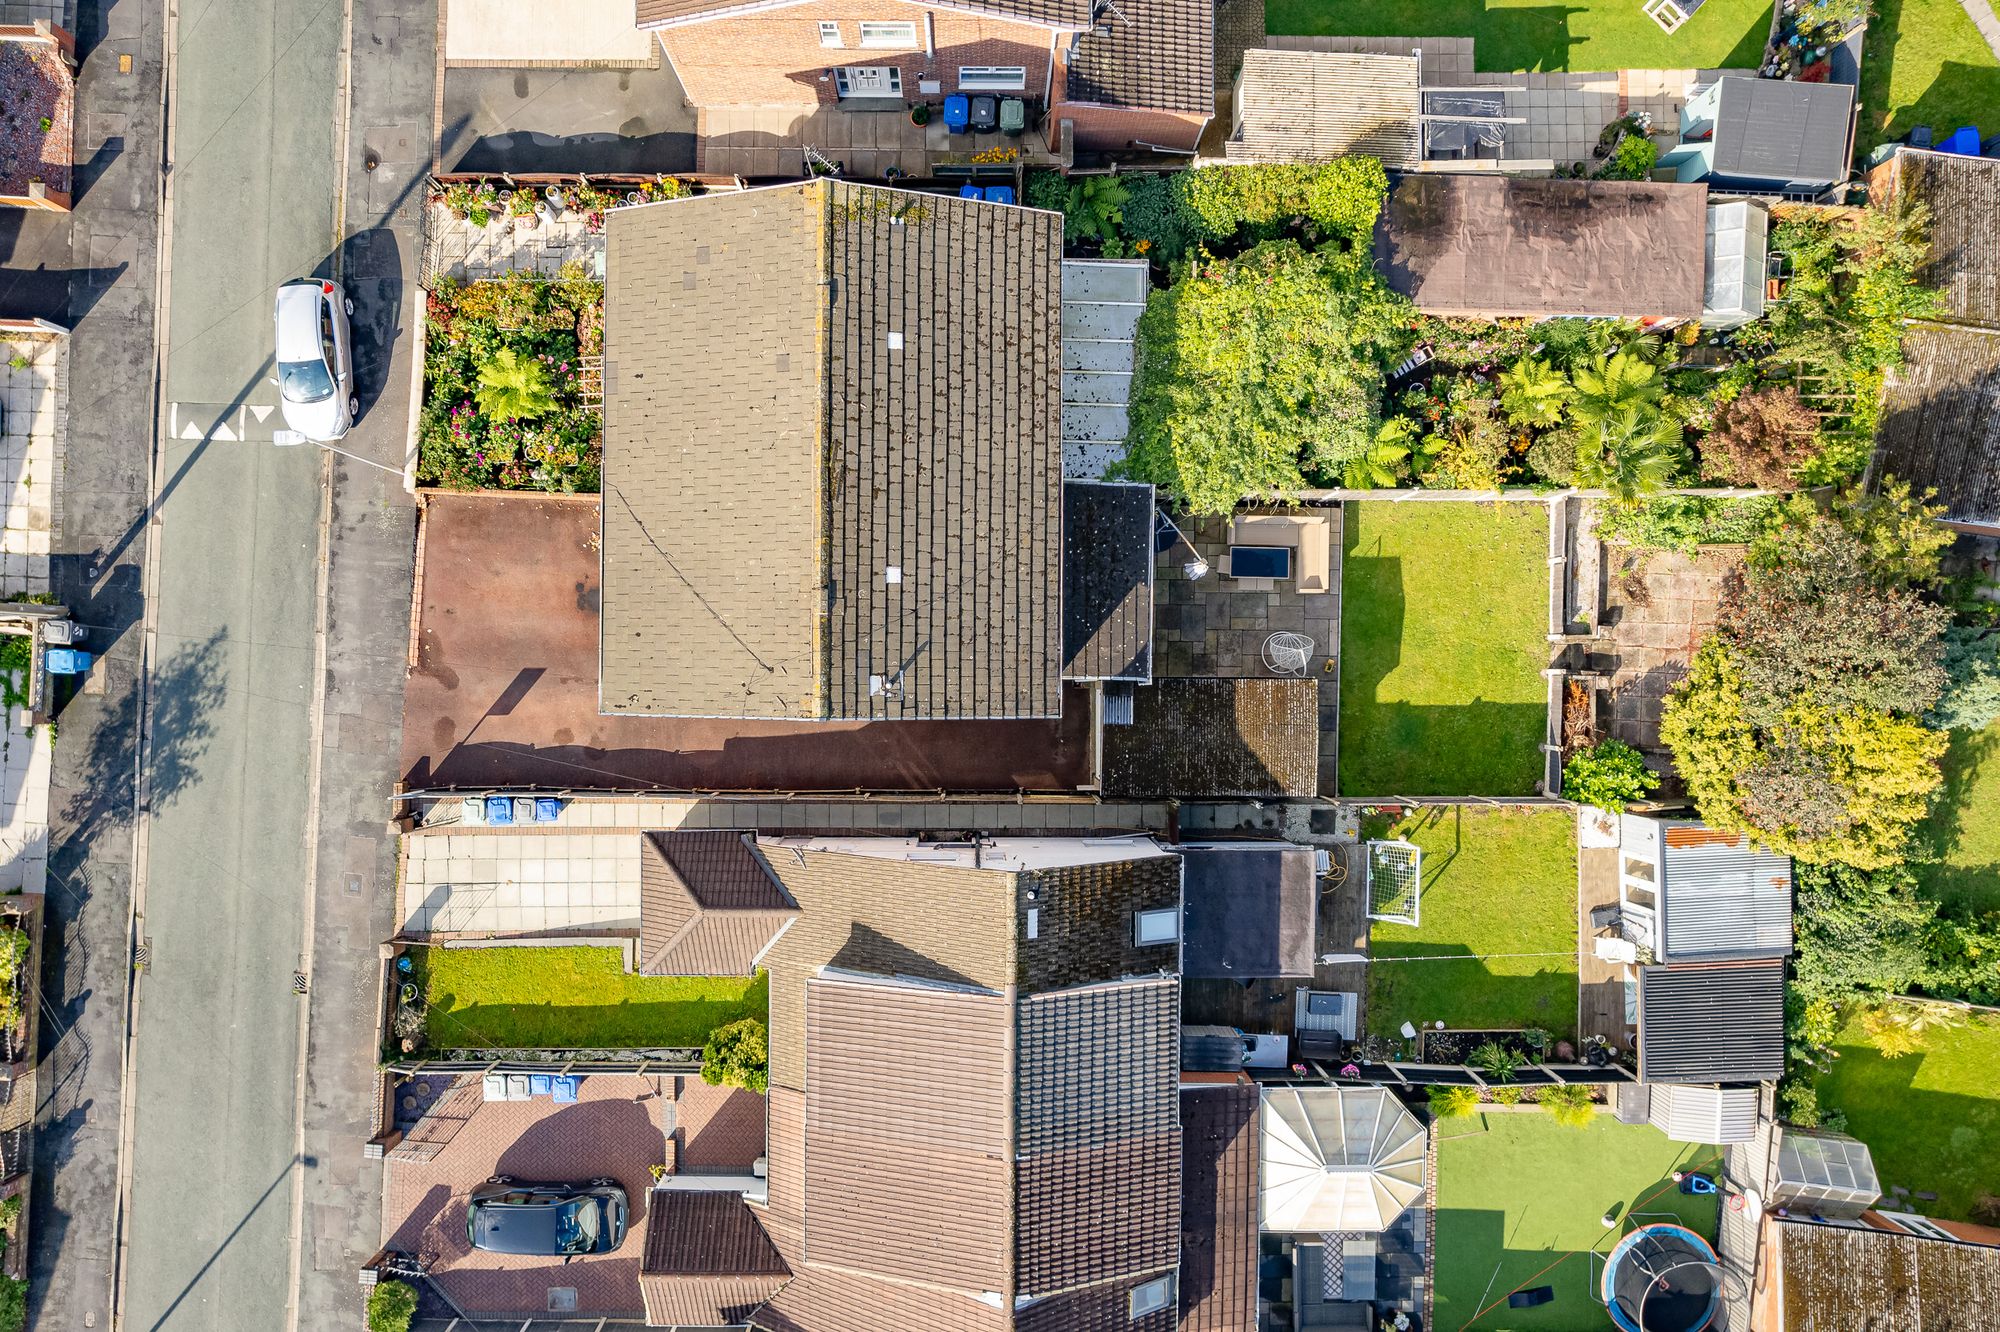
1578, 843, 1637, 1053
1182, 844, 1371, 1038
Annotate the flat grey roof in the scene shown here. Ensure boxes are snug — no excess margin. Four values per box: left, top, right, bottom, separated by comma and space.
1180, 843, 1318, 979
1712, 76, 1852, 185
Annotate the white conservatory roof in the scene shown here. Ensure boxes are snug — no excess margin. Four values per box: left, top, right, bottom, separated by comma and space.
1259, 1085, 1426, 1233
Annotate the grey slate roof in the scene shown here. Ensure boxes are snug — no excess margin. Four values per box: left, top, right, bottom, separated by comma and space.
1062, 480, 1155, 682
602, 182, 1065, 721
1639, 960, 1786, 1084
1375, 176, 1707, 320
1180, 843, 1318, 979
1898, 150, 2000, 327
1876, 324, 2000, 529
1225, 48, 1422, 168
1656, 821, 1793, 963
1065, 0, 1216, 115
1711, 76, 1853, 187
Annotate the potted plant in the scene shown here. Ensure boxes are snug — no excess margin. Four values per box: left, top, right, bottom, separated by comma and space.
910, 102, 931, 127
506, 188, 540, 228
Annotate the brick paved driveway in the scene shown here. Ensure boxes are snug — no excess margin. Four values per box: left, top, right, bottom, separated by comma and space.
385, 1073, 765, 1318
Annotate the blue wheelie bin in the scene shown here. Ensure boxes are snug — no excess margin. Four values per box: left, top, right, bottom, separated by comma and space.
943, 94, 971, 135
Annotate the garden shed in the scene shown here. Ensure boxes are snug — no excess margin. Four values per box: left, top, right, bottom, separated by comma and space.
1259, 1085, 1425, 1233
1617, 816, 1793, 965
1629, 1082, 1761, 1144
1661, 76, 1853, 196
1636, 958, 1785, 1084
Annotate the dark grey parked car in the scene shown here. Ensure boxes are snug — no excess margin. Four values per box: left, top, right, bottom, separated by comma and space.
465, 1178, 629, 1256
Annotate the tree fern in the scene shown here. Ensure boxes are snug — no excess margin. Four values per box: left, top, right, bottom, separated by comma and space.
1497, 356, 1570, 428
474, 346, 557, 421
1571, 349, 1664, 428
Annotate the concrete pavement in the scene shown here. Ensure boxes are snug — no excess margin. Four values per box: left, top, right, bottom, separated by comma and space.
28, 0, 164, 1320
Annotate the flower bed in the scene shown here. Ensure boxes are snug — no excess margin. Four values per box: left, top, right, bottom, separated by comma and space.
419, 267, 604, 492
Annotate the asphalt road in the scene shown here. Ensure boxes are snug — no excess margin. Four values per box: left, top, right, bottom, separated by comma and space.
120, 0, 425, 1319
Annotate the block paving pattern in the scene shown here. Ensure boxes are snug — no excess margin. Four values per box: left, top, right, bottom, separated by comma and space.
383, 1072, 765, 1318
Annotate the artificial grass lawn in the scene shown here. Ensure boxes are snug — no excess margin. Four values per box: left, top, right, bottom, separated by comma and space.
1339, 502, 1549, 796
1366, 808, 1579, 1041
1856, 0, 2000, 152
1817, 1011, 2000, 1222
1264, 0, 1772, 72
1914, 721, 2000, 912
1434, 1115, 1723, 1331
412, 945, 768, 1050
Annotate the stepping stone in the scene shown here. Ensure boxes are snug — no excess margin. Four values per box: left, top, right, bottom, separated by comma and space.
1916, 1191, 1939, 1201
1891, 1185, 1911, 1196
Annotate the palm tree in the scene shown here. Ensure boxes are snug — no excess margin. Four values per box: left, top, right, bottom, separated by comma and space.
1342, 418, 1415, 489
1497, 356, 1570, 428
1570, 350, 1663, 428
1578, 406, 1682, 501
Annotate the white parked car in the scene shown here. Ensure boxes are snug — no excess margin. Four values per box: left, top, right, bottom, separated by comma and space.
273, 278, 356, 442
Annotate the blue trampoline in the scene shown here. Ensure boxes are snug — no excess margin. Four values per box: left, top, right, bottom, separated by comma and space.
1602, 1223, 1720, 1332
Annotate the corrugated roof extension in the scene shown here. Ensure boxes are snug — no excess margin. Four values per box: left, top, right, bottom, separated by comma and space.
1065, 0, 1216, 115
601, 182, 1064, 721
1226, 49, 1422, 169
1639, 959, 1786, 1084
1062, 480, 1155, 683
1900, 150, 2000, 327
639, 830, 799, 976
1657, 822, 1793, 962
1779, 1220, 2000, 1330
1178, 1082, 1260, 1332
1877, 325, 2000, 530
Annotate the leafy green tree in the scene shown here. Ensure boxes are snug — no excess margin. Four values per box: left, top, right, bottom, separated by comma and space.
700, 1017, 769, 1094
1750, 703, 1946, 868
1124, 240, 1414, 513
1792, 862, 1933, 1001
1726, 506, 1951, 723
1569, 350, 1663, 428
1577, 406, 1682, 501
1659, 641, 1759, 831
474, 346, 557, 421
1171, 158, 1391, 246
1562, 739, 1661, 812
368, 1281, 419, 1332
1498, 356, 1570, 428
1803, 480, 1954, 587
1932, 625, 2000, 732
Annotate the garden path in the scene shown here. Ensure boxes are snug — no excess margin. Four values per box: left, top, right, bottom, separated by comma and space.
1958, 0, 2000, 58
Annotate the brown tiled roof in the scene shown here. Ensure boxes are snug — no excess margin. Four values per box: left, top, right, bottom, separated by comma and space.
1103, 677, 1321, 798
1897, 150, 2000, 327
1065, 0, 1215, 115
1374, 176, 1708, 320
802, 972, 1014, 1293
745, 842, 1185, 1332
1179, 1083, 1259, 1332
602, 182, 1065, 721
1016, 853, 1182, 990
1062, 481, 1156, 683
639, 0, 1092, 31
639, 830, 798, 976
639, 1192, 789, 1325
1225, 49, 1421, 168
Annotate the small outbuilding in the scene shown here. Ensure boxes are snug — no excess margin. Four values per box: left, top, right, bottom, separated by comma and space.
1769, 1128, 1881, 1221
1661, 75, 1854, 197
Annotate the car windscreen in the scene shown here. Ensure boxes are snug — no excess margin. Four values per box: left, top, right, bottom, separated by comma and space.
278, 357, 336, 404
554, 1198, 601, 1253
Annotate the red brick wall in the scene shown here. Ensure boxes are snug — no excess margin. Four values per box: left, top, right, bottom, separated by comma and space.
658, 0, 1058, 109
1056, 102, 1207, 154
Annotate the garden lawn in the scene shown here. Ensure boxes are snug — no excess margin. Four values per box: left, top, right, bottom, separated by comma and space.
1434, 1115, 1722, 1331
1856, 0, 2000, 153
412, 945, 767, 1050
1264, 0, 1772, 72
1367, 808, 1578, 1041
1340, 502, 1550, 796
1817, 1011, 2000, 1222
1915, 722, 2000, 912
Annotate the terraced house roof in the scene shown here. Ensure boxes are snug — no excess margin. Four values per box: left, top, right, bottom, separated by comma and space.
601, 182, 1065, 721
636, 0, 1094, 30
